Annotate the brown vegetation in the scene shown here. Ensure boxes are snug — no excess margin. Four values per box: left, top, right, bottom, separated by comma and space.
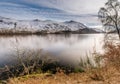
1, 40, 120, 84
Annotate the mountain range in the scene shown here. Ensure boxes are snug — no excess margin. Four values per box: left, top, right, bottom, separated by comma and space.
0, 16, 104, 34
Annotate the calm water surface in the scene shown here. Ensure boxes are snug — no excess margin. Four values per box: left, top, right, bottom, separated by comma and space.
0, 34, 105, 67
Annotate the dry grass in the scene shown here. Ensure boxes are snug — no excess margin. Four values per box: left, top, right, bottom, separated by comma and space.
7, 69, 120, 84
6, 73, 101, 84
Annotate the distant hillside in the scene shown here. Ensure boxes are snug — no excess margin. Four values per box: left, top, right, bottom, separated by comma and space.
0, 16, 104, 34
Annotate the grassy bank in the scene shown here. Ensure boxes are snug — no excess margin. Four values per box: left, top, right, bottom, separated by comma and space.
1, 41, 120, 84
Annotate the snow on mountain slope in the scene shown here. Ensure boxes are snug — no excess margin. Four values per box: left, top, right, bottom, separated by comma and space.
92, 28, 105, 33
0, 16, 103, 34
63, 20, 87, 31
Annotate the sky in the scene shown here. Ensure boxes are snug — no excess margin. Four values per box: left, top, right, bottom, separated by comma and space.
0, 0, 108, 27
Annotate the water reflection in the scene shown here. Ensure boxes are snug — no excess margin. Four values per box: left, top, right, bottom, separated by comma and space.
0, 34, 104, 67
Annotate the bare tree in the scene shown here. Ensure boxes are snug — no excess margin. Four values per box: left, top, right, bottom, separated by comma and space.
98, 0, 120, 39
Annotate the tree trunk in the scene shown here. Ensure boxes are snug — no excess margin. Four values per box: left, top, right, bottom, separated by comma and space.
116, 26, 120, 39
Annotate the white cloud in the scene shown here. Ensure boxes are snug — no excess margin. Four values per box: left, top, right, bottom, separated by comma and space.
23, 0, 107, 14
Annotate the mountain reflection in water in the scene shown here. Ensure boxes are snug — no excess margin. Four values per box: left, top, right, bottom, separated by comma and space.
0, 34, 104, 67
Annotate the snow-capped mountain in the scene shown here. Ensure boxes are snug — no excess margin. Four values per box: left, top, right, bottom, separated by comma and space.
0, 16, 103, 34
63, 20, 87, 31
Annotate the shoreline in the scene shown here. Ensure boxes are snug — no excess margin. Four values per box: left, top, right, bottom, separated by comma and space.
0, 32, 105, 36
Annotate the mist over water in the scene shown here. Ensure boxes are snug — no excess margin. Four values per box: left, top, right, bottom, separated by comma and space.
0, 34, 104, 67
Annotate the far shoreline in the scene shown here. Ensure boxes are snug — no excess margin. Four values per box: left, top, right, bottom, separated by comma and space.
0, 32, 105, 36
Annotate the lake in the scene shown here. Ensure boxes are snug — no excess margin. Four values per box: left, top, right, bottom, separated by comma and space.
0, 34, 105, 67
